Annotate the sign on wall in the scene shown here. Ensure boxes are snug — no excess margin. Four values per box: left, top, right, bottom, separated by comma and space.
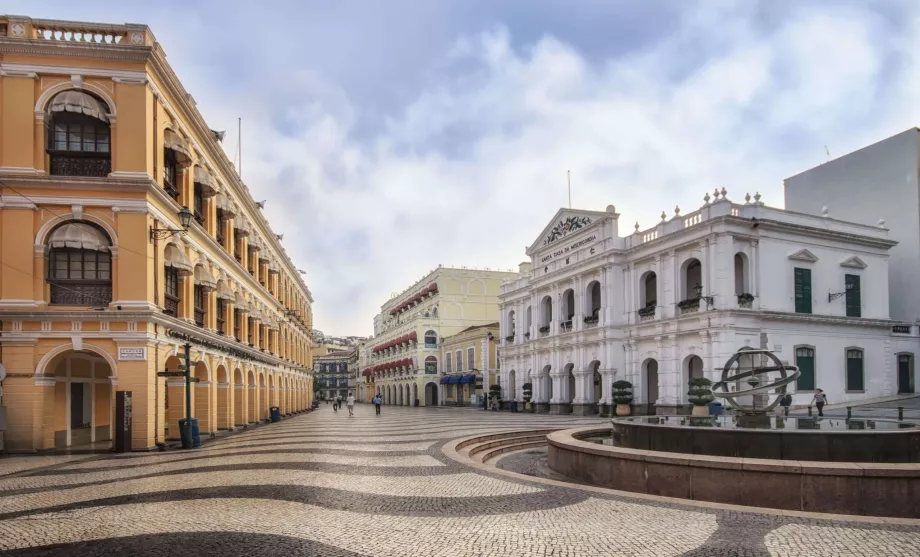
118, 347, 147, 361
539, 234, 598, 264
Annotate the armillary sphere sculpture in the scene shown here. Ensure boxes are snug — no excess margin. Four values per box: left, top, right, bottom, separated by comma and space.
711, 347, 800, 414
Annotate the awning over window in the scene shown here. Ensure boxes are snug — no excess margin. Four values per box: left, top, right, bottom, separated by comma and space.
163, 129, 192, 167
193, 166, 219, 197
194, 263, 217, 291
234, 292, 250, 313
216, 193, 238, 216
48, 223, 110, 252
164, 242, 193, 275
216, 279, 235, 301
234, 216, 251, 237
48, 90, 109, 123
460, 374, 477, 384
444, 375, 461, 385
439, 376, 451, 385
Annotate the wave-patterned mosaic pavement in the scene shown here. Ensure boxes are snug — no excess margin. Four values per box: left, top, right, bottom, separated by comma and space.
0, 406, 918, 556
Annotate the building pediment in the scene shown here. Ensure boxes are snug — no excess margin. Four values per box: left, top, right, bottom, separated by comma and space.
788, 249, 818, 263
527, 208, 608, 255
840, 256, 868, 269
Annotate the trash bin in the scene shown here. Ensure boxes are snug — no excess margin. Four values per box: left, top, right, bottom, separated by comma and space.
178, 417, 200, 449
270, 406, 281, 422
708, 401, 723, 417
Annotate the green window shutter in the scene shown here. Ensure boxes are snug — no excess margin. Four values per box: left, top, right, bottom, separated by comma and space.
845, 274, 861, 317
846, 349, 864, 391
796, 347, 815, 390
794, 268, 812, 314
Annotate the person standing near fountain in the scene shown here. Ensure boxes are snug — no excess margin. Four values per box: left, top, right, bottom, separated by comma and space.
811, 389, 828, 417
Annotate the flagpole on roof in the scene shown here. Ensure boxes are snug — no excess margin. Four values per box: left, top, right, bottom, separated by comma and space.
567, 170, 572, 209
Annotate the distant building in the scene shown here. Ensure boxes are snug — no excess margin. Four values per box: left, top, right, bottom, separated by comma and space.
439, 323, 499, 406
311, 329, 365, 358
314, 349, 353, 400
369, 266, 517, 407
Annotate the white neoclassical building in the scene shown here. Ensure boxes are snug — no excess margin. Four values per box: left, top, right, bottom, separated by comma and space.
498, 190, 920, 416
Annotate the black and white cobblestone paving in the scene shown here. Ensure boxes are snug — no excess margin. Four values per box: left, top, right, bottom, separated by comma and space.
0, 405, 917, 556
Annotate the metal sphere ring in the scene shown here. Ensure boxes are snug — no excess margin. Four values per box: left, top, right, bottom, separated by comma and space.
712, 348, 801, 413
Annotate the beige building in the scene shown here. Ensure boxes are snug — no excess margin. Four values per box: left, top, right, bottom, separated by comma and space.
439, 323, 499, 406
0, 16, 314, 452
369, 266, 516, 406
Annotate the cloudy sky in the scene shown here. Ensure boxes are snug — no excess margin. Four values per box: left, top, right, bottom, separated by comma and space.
17, 1, 920, 336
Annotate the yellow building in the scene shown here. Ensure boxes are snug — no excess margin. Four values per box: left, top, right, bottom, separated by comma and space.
0, 16, 314, 452
370, 266, 516, 406
439, 322, 499, 406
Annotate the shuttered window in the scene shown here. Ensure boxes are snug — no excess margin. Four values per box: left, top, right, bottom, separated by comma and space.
796, 347, 815, 391
794, 268, 812, 314
846, 349, 864, 392
845, 274, 861, 317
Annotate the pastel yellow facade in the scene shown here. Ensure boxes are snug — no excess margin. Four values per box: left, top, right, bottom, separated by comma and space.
439, 323, 499, 406
369, 266, 516, 407
0, 16, 314, 452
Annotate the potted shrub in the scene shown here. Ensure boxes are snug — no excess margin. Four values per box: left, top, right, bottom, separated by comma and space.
688, 377, 714, 416
737, 293, 755, 308
612, 380, 633, 416
488, 384, 502, 411
522, 382, 533, 412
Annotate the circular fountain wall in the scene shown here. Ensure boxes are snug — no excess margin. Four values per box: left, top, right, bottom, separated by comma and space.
609, 415, 920, 463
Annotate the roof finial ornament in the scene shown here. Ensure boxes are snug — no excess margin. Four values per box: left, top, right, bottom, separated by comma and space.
877, 218, 886, 228
634, 221, 640, 232
744, 192, 751, 204
713, 188, 720, 200
753, 192, 762, 204
720, 187, 728, 199
660, 210, 667, 222
821, 206, 829, 218
703, 192, 711, 204
674, 205, 681, 216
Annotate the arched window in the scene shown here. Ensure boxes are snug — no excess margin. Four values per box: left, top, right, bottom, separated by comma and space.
682, 258, 702, 301
540, 295, 553, 333
425, 356, 438, 374
47, 222, 113, 306
562, 289, 575, 324
585, 281, 601, 321
424, 330, 438, 347
639, 272, 657, 318
445, 352, 452, 373
46, 91, 111, 177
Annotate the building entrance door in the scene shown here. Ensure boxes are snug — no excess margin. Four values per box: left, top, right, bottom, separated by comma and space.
898, 354, 914, 394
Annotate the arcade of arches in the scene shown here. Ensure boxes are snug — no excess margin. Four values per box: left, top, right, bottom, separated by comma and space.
0, 338, 314, 452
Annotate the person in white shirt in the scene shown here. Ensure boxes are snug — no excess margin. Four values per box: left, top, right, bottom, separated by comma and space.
346, 393, 356, 417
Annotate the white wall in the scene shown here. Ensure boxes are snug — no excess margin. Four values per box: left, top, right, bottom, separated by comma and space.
784, 129, 920, 323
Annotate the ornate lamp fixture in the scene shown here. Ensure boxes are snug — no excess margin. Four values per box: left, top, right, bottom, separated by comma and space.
150, 206, 194, 241
693, 283, 714, 307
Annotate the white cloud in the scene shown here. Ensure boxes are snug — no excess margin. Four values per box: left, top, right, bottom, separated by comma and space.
19, 1, 916, 336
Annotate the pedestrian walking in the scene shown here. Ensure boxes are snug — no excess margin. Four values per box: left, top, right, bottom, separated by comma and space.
346, 392, 356, 417
332, 398, 338, 413
779, 392, 793, 416
810, 389, 828, 417
373, 394, 382, 415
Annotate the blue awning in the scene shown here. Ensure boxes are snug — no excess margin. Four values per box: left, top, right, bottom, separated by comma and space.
439, 376, 451, 385
446, 375, 462, 384
460, 374, 477, 384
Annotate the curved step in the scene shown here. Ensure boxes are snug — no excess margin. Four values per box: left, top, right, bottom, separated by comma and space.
468, 434, 548, 460
455, 429, 558, 450
480, 440, 547, 464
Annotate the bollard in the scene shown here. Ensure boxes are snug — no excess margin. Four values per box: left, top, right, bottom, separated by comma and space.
898, 406, 904, 421
807, 406, 813, 417
846, 406, 852, 420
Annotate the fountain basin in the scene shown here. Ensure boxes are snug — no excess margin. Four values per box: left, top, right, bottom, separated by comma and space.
547, 426, 920, 518
609, 415, 920, 463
